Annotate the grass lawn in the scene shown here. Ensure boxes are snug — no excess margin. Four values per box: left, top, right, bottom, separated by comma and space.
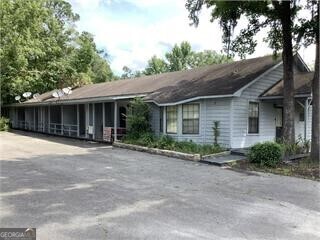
228, 158, 319, 181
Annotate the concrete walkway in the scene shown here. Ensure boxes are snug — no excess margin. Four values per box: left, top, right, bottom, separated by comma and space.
1, 131, 320, 240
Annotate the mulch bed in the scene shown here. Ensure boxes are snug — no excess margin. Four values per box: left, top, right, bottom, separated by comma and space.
229, 158, 319, 181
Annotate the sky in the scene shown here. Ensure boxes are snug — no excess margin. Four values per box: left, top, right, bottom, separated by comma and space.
68, 0, 315, 75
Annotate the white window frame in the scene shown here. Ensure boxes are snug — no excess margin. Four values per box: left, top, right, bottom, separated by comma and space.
166, 105, 178, 134
182, 103, 200, 135
247, 101, 260, 135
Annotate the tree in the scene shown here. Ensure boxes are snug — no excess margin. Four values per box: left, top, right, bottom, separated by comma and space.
189, 50, 232, 68
142, 42, 231, 76
144, 55, 168, 75
120, 66, 143, 79
165, 41, 193, 71
295, 0, 320, 161
0, 0, 114, 105
186, 0, 299, 144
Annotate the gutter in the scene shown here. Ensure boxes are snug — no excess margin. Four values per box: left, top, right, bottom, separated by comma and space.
259, 94, 312, 100
4, 94, 147, 107
146, 94, 234, 106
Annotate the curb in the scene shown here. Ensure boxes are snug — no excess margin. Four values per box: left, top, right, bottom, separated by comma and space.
113, 142, 201, 161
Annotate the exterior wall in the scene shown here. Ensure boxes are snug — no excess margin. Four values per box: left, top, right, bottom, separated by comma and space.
295, 105, 312, 140
161, 99, 232, 147
230, 64, 284, 148
203, 98, 231, 147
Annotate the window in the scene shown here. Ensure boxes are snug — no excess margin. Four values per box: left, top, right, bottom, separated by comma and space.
248, 102, 259, 134
182, 104, 199, 134
166, 106, 177, 133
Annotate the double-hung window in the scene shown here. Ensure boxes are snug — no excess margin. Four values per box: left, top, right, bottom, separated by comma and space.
182, 104, 199, 134
248, 102, 259, 134
166, 106, 177, 134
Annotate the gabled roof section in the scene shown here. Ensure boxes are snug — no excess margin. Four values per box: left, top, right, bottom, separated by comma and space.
260, 72, 313, 99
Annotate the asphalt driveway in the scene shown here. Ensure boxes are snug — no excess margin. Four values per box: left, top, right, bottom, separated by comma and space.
0, 131, 319, 240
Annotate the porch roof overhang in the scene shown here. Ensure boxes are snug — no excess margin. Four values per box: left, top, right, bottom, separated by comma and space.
260, 72, 313, 101
259, 93, 312, 101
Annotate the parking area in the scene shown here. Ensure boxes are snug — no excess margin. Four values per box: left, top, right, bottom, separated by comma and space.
0, 131, 319, 240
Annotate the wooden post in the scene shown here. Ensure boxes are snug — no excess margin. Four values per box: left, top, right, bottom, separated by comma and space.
304, 98, 308, 140
163, 106, 166, 134
93, 103, 95, 139
33, 107, 36, 131
114, 101, 118, 141
61, 105, 63, 135
102, 102, 105, 141
48, 105, 51, 133
77, 104, 80, 137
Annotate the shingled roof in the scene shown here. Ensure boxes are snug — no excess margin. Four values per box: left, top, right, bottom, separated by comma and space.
22, 55, 282, 105
261, 72, 313, 99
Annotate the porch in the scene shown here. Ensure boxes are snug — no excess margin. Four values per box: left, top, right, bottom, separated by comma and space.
259, 96, 312, 141
8, 100, 129, 142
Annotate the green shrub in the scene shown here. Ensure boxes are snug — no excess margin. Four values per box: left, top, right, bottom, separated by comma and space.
280, 135, 311, 157
156, 135, 175, 149
123, 133, 224, 155
248, 141, 282, 167
0, 117, 10, 131
126, 97, 151, 138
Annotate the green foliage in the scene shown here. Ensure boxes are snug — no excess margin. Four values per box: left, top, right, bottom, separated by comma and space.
124, 133, 224, 155
126, 98, 151, 138
280, 135, 311, 157
120, 66, 143, 79
165, 41, 193, 71
121, 42, 231, 77
212, 121, 220, 146
186, 0, 301, 57
0, 117, 10, 131
248, 142, 283, 168
0, 0, 114, 104
144, 56, 168, 75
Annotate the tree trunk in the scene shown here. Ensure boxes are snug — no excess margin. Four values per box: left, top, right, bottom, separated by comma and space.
280, 1, 295, 144
311, 2, 320, 161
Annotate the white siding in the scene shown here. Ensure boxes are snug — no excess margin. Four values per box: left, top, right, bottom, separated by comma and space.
159, 99, 232, 147
295, 105, 312, 140
231, 64, 284, 148
203, 98, 231, 147
166, 100, 206, 144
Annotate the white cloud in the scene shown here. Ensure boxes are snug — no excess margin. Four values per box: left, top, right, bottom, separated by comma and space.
68, 0, 316, 74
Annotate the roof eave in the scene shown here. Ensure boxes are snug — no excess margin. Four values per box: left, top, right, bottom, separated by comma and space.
146, 94, 235, 106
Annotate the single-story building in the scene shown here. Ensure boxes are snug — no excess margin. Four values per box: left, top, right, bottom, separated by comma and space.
3, 54, 313, 149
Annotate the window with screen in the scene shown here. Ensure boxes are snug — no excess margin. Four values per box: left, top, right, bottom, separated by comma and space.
182, 104, 199, 134
166, 106, 177, 134
248, 102, 259, 134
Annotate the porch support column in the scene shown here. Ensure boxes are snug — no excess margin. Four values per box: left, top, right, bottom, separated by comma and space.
102, 102, 105, 140
304, 98, 309, 140
48, 105, 51, 133
61, 105, 64, 135
114, 101, 118, 141
163, 106, 166, 134
85, 104, 88, 138
77, 104, 80, 137
33, 107, 36, 131
93, 104, 95, 139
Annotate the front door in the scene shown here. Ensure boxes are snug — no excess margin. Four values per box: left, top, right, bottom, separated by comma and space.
275, 107, 283, 140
